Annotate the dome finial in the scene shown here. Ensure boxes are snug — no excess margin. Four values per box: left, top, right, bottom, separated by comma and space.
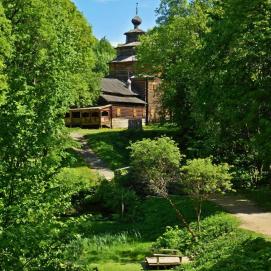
132, 3, 142, 29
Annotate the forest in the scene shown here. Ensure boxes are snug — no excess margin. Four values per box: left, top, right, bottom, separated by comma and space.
0, 0, 270, 270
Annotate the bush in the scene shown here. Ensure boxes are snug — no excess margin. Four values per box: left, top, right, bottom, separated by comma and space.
70, 177, 140, 222
179, 233, 271, 271
154, 214, 237, 257
128, 136, 182, 197
181, 157, 233, 230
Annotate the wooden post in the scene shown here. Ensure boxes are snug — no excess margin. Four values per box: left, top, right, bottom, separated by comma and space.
69, 110, 72, 128
99, 110, 102, 129
110, 106, 113, 129
80, 110, 82, 128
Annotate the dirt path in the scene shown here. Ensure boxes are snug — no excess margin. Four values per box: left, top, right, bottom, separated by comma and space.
71, 132, 114, 181
210, 194, 271, 237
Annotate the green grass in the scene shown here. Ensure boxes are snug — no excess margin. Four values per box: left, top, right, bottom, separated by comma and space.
61, 128, 271, 270
88, 262, 143, 271
73, 196, 223, 241
68, 126, 181, 170
241, 186, 271, 212
58, 133, 100, 188
64, 196, 225, 270
77, 238, 151, 269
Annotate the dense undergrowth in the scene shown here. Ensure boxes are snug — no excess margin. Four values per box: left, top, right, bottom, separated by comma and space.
180, 230, 271, 271
154, 215, 271, 271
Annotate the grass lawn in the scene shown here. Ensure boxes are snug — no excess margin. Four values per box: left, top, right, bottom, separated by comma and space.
88, 262, 144, 271
58, 134, 99, 188
68, 125, 181, 170
66, 195, 224, 270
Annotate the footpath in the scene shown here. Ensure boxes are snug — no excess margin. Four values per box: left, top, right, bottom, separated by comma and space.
71, 132, 114, 181
211, 194, 271, 237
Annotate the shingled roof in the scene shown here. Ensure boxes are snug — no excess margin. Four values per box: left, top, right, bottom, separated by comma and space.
101, 94, 145, 105
102, 78, 137, 96
111, 55, 137, 63
101, 78, 145, 105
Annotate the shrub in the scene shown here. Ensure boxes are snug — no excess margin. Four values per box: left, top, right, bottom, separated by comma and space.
128, 136, 182, 197
181, 157, 233, 230
179, 233, 271, 271
153, 214, 237, 257
93, 180, 141, 222
128, 137, 196, 236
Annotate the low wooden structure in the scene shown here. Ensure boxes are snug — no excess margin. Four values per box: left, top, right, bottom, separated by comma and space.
145, 249, 184, 269
65, 105, 112, 128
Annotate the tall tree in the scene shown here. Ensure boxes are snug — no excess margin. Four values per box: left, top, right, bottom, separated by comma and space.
0, 2, 12, 105
138, 0, 212, 131
155, 0, 189, 25
194, 0, 271, 182
0, 0, 99, 269
94, 37, 116, 76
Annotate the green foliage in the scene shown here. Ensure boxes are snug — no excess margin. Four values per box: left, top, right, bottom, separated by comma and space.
155, 0, 189, 24
79, 126, 180, 170
193, 0, 271, 184
181, 158, 233, 201
66, 232, 150, 271
154, 213, 271, 271
92, 180, 140, 222
59, 194, 222, 269
0, 2, 12, 105
0, 0, 100, 269
129, 136, 182, 197
93, 37, 116, 76
139, 0, 271, 186
242, 186, 271, 212
180, 233, 271, 271
154, 213, 237, 257
138, 0, 211, 130
181, 157, 232, 230
71, 178, 140, 222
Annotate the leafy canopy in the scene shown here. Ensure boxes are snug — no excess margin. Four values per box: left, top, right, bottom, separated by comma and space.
129, 136, 182, 197
181, 158, 233, 201
0, 0, 101, 269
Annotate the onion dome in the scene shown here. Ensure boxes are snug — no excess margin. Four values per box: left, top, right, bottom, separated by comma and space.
132, 15, 142, 29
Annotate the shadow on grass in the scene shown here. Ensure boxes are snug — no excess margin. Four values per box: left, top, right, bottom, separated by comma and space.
74, 196, 223, 242
242, 186, 271, 212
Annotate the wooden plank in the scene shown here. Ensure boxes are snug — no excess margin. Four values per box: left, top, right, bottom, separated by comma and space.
146, 256, 181, 266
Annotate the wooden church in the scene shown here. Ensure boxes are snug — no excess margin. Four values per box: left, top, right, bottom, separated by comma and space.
65, 12, 161, 129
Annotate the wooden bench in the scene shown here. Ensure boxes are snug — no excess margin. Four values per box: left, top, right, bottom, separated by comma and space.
145, 254, 182, 268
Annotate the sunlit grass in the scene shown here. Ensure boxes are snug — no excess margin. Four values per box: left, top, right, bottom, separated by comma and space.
67, 126, 181, 170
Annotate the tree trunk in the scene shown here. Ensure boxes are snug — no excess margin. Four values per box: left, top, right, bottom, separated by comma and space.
166, 196, 196, 239
196, 200, 202, 232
